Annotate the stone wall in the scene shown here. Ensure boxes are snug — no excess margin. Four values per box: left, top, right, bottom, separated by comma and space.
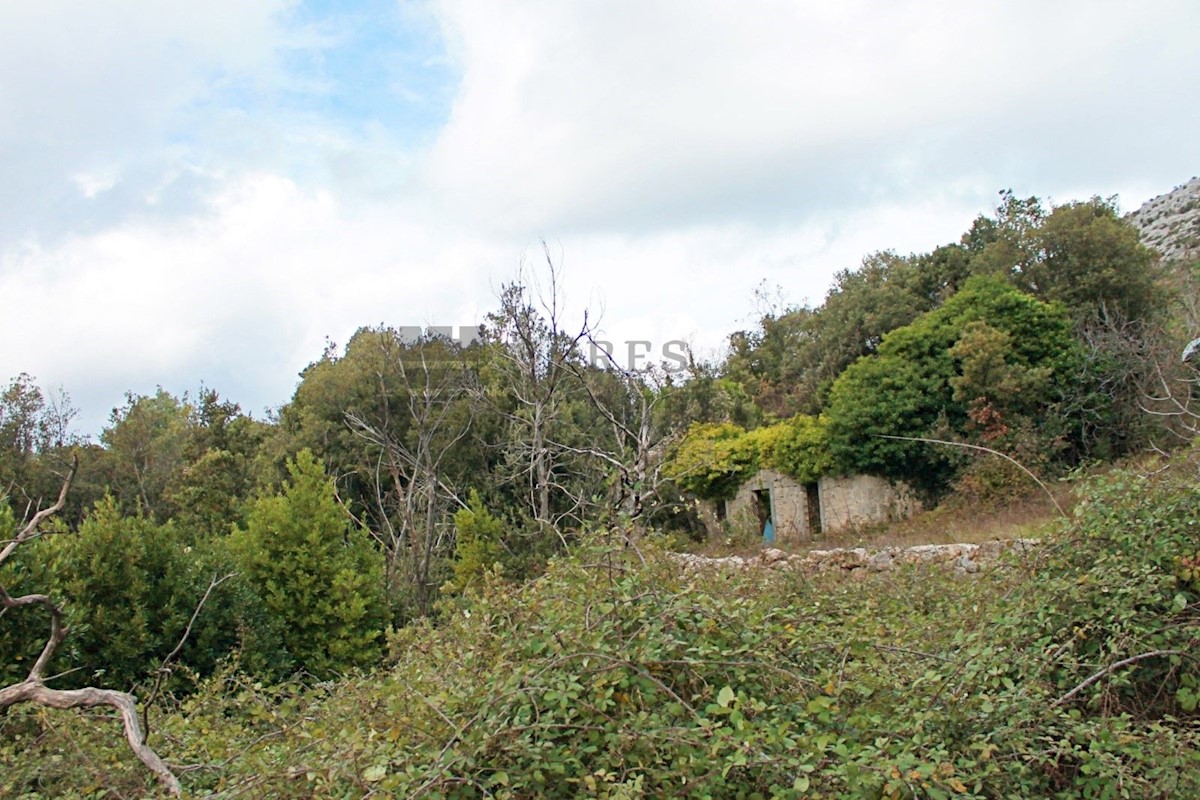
817, 474, 921, 533
717, 470, 919, 543
672, 538, 1039, 576
725, 468, 812, 544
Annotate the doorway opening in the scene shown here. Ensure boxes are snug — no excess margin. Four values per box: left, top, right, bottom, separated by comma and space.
752, 488, 774, 544
804, 482, 822, 537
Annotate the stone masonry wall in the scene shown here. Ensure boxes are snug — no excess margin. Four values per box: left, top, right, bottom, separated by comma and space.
672, 538, 1039, 576
817, 474, 921, 532
725, 468, 812, 544
720, 470, 919, 543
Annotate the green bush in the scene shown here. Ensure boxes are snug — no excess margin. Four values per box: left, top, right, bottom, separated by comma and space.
447, 490, 505, 592
662, 422, 759, 501
5, 464, 1199, 798
231, 448, 387, 679
825, 276, 1080, 497
770, 414, 832, 483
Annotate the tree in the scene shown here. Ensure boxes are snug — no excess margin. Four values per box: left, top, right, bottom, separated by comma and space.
345, 332, 477, 618
662, 422, 758, 502
480, 251, 594, 531
100, 388, 190, 519
231, 449, 386, 678
163, 388, 266, 540
275, 326, 489, 617
969, 192, 1162, 323
50, 497, 193, 690
825, 276, 1080, 497
723, 251, 941, 416
0, 374, 85, 522
0, 457, 182, 795
566, 344, 684, 526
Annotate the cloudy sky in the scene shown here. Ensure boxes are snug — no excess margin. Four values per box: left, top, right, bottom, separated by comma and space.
2, 0, 1197, 435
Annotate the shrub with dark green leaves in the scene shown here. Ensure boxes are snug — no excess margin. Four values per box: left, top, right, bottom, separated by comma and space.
825, 276, 1081, 497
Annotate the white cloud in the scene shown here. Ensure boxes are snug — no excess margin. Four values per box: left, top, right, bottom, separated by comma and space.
1, 1, 1198, 434
0, 0, 306, 241
421, 0, 1199, 233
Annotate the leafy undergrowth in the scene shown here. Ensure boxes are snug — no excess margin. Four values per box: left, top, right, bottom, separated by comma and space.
3, 467, 1200, 798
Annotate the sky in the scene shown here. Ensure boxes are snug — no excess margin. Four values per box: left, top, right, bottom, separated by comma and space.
2, 0, 1198, 436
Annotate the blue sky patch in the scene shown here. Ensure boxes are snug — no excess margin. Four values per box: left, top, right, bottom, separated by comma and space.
280, 0, 457, 145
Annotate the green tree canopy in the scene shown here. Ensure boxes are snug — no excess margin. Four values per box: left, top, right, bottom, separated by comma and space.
825, 276, 1079, 496
970, 192, 1162, 322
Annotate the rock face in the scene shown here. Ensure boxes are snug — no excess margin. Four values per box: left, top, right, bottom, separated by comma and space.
670, 539, 1038, 575
1127, 176, 1200, 263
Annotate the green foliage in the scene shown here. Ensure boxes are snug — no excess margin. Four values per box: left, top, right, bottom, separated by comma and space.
47, 497, 194, 689
770, 414, 832, 484
448, 490, 505, 592
0, 375, 92, 524
5, 465, 1200, 797
723, 252, 939, 417
723, 192, 1163, 431
664, 416, 832, 501
99, 388, 191, 519
163, 389, 266, 540
1, 494, 288, 691
972, 192, 1163, 323
825, 276, 1080, 496
0, 503, 57, 686
231, 448, 386, 678
662, 422, 759, 501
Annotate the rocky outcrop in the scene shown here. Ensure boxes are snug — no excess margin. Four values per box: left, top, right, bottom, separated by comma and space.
1127, 176, 1200, 263
670, 539, 1038, 576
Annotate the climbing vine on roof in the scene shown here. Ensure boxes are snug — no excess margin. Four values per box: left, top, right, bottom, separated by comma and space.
664, 416, 832, 502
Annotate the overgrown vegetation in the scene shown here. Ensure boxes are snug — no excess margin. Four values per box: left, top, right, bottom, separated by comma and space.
3, 187, 1200, 795
3, 461, 1199, 797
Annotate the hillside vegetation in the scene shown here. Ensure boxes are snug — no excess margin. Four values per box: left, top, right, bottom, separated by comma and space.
4, 458, 1200, 798
3, 183, 1200, 796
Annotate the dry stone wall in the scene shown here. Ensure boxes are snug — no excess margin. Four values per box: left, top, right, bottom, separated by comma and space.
671, 538, 1038, 576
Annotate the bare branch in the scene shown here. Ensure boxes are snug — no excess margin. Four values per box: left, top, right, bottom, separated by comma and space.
0, 453, 181, 795
1051, 649, 1186, 708
0, 682, 181, 795
875, 434, 1066, 518
0, 454, 77, 568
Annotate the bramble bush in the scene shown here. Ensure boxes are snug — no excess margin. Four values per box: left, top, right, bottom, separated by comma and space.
3, 462, 1199, 798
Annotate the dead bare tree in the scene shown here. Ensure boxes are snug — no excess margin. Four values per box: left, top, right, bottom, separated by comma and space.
1142, 358, 1200, 447
564, 340, 682, 526
1138, 259, 1200, 451
481, 247, 595, 532
0, 455, 182, 796
345, 333, 474, 616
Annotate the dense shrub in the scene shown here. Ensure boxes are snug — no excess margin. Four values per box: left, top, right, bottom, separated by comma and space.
662, 422, 760, 501
230, 448, 387, 679
447, 490, 505, 592
4, 463, 1199, 798
825, 276, 1081, 497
